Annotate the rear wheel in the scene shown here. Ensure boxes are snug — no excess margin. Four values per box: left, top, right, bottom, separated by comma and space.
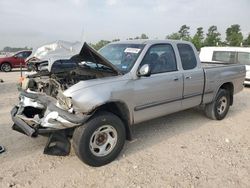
1, 63, 12, 72
73, 111, 126, 167
205, 89, 230, 120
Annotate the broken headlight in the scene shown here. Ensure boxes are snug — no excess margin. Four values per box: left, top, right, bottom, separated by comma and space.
64, 97, 72, 109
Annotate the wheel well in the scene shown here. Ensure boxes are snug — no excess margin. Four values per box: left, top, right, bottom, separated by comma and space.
0, 62, 12, 68
220, 82, 234, 105
93, 102, 132, 140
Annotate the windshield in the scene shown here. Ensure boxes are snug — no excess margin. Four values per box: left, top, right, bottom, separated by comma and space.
99, 43, 145, 73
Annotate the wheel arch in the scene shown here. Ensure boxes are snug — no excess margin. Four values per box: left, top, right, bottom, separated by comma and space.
0, 61, 12, 68
90, 101, 132, 140
217, 82, 234, 105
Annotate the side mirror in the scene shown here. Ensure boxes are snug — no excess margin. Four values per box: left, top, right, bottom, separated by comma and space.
137, 64, 151, 77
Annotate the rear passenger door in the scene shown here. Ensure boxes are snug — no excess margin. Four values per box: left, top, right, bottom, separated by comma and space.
177, 43, 204, 109
14, 52, 26, 68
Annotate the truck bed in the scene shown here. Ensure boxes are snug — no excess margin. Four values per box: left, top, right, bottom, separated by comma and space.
201, 62, 245, 104
201, 61, 235, 68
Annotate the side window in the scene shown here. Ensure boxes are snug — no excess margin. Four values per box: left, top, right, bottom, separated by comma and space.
238, 52, 250, 65
140, 44, 177, 74
212, 51, 236, 63
177, 44, 197, 70
24, 51, 32, 58
15, 52, 24, 58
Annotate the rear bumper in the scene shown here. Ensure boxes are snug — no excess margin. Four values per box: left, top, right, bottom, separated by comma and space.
11, 90, 90, 136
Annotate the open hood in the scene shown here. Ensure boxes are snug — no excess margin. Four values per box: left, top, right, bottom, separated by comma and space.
71, 42, 122, 75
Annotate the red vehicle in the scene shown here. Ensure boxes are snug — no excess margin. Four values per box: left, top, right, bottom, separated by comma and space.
0, 50, 32, 72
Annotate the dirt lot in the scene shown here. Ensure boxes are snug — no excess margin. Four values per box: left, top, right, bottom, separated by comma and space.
0, 71, 249, 188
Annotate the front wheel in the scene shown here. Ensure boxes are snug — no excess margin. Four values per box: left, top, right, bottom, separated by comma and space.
73, 111, 126, 167
205, 89, 230, 120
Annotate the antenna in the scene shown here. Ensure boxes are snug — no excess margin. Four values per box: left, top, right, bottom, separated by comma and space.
80, 25, 85, 43
20, 59, 23, 87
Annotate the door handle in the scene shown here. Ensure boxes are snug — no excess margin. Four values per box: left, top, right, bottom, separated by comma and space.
185, 76, 192, 80
173, 77, 179, 81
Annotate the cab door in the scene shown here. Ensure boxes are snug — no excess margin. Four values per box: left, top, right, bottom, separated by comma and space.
177, 43, 204, 109
133, 44, 183, 124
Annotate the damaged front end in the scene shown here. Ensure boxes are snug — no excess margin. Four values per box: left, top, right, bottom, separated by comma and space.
11, 89, 90, 156
11, 42, 121, 156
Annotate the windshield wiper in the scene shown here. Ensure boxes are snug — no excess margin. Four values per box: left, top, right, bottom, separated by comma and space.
99, 65, 114, 72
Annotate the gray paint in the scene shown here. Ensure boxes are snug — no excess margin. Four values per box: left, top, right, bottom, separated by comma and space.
62, 40, 245, 125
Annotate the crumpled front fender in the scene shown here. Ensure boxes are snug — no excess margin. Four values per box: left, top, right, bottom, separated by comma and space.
11, 90, 91, 136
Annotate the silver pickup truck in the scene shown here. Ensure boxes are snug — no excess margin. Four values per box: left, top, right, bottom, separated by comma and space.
11, 40, 246, 166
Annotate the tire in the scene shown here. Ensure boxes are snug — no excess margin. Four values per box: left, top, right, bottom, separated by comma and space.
73, 111, 126, 167
1, 62, 12, 72
205, 89, 230, 120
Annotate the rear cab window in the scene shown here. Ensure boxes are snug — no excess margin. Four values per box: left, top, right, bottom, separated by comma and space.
177, 44, 197, 70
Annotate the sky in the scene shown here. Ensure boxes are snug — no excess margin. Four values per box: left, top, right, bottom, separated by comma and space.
0, 0, 250, 49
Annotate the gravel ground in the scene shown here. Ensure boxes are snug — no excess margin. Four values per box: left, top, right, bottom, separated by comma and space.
0, 71, 249, 188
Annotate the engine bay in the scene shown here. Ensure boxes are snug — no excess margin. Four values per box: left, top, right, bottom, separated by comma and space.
23, 64, 117, 98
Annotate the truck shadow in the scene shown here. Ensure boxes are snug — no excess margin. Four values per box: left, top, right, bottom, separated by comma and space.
121, 105, 244, 158
121, 108, 207, 157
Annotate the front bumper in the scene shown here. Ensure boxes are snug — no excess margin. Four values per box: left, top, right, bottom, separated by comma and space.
11, 90, 90, 137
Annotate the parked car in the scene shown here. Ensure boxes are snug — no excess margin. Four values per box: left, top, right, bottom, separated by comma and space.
0, 50, 32, 72
199, 47, 250, 85
11, 40, 245, 166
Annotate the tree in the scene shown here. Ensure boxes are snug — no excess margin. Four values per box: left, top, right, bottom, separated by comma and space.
192, 27, 204, 51
243, 33, 250, 46
166, 25, 190, 41
225, 24, 243, 46
127, 34, 149, 40
91, 40, 110, 50
166, 32, 181, 40
178, 25, 191, 41
204, 26, 221, 46
2, 46, 32, 52
140, 33, 149, 39
112, 39, 120, 42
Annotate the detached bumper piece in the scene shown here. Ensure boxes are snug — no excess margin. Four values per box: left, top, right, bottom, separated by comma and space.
0, 145, 5, 154
44, 131, 71, 156
11, 106, 71, 155
11, 106, 36, 137
10, 90, 90, 156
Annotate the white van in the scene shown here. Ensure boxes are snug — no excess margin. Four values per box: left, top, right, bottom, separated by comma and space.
199, 47, 250, 85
